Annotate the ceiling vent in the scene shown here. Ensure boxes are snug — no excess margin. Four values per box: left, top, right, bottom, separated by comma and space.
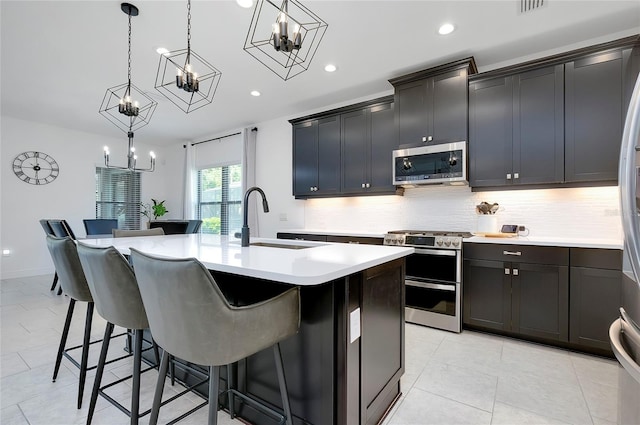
519, 0, 546, 14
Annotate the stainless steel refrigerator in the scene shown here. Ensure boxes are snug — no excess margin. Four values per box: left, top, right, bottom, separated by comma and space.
613, 72, 640, 424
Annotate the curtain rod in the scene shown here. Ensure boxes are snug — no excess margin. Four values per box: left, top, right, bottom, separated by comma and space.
188, 128, 258, 147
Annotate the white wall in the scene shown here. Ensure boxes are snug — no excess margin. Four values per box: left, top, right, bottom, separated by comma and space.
0, 116, 170, 279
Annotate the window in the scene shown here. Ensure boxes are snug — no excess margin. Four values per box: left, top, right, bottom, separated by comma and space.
95, 167, 141, 230
197, 164, 242, 235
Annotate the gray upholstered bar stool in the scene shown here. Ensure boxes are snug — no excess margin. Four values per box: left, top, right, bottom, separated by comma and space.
46, 235, 128, 409
77, 243, 158, 425
130, 248, 301, 425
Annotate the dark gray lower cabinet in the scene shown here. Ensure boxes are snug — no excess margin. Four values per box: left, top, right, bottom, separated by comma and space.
463, 243, 569, 343
569, 248, 622, 353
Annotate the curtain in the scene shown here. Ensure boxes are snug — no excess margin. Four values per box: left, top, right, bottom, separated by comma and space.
242, 127, 259, 236
182, 143, 197, 219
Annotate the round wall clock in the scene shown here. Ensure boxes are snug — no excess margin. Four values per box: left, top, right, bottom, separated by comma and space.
12, 151, 59, 185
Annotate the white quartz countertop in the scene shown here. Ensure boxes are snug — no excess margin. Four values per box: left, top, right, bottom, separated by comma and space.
79, 234, 413, 286
464, 235, 622, 250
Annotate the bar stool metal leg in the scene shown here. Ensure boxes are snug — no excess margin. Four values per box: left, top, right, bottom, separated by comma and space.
209, 366, 220, 425
274, 343, 293, 425
131, 329, 143, 425
149, 351, 170, 425
53, 299, 75, 382
50, 272, 59, 291
227, 364, 234, 419
78, 302, 95, 409
87, 323, 114, 425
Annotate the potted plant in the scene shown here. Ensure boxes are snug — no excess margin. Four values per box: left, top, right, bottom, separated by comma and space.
141, 199, 169, 224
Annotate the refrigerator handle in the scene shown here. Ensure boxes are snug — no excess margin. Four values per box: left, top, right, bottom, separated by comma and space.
610, 312, 640, 384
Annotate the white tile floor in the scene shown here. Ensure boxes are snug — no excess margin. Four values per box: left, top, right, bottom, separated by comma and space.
1, 274, 619, 425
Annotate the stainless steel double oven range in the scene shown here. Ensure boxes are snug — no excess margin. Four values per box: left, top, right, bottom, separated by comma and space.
384, 230, 471, 333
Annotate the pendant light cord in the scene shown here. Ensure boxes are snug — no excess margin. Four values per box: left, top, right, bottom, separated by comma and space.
186, 0, 191, 64
127, 8, 133, 131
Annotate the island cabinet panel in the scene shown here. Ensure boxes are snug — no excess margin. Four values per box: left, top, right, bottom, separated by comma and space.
390, 58, 476, 147
202, 259, 405, 425
565, 50, 627, 183
469, 64, 564, 188
569, 248, 622, 354
463, 243, 569, 343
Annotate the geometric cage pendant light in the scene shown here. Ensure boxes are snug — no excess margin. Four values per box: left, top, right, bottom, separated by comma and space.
99, 2, 157, 172
154, 0, 223, 114
244, 0, 328, 81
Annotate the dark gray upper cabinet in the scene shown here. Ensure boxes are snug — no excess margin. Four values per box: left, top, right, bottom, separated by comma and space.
342, 101, 397, 194
291, 96, 399, 199
390, 58, 477, 147
565, 50, 629, 183
292, 116, 340, 197
469, 64, 564, 188
469, 35, 639, 190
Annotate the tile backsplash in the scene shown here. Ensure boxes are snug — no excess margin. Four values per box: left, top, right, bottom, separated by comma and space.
304, 185, 622, 240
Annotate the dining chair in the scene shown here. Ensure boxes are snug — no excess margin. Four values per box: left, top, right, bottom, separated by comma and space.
45, 235, 129, 409
186, 220, 203, 234
149, 221, 189, 235
130, 248, 300, 425
83, 219, 118, 236
39, 219, 60, 292
112, 228, 165, 238
48, 219, 77, 240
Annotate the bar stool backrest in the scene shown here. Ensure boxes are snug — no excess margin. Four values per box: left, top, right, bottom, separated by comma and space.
46, 235, 92, 302
186, 220, 203, 234
39, 219, 55, 236
83, 219, 118, 236
77, 243, 149, 330
112, 228, 165, 238
48, 219, 77, 240
130, 248, 300, 367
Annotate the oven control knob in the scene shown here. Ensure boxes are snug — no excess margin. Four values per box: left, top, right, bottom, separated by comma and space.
444, 239, 452, 247
452, 239, 460, 247
436, 238, 443, 246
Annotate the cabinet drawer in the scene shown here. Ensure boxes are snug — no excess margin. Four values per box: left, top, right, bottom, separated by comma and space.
277, 233, 328, 242
326, 235, 383, 245
464, 243, 569, 265
570, 248, 622, 270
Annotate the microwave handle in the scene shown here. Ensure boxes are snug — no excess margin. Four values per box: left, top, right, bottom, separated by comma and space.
406, 279, 456, 292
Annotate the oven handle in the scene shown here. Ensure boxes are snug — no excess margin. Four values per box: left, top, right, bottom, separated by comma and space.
406, 279, 456, 291
413, 248, 457, 257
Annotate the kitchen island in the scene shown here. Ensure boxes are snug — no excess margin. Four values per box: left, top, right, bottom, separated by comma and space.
81, 234, 413, 425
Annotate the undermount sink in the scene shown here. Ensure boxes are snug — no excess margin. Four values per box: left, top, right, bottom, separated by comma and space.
250, 242, 314, 250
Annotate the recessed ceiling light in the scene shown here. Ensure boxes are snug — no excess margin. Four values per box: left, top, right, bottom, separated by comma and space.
236, 0, 253, 8
156, 47, 169, 55
324, 64, 337, 73
438, 23, 455, 35
250, 90, 261, 97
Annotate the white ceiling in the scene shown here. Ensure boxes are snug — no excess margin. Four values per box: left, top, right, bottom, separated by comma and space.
1, 1, 639, 147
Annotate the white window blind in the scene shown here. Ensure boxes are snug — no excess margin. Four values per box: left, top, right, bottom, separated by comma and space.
197, 164, 242, 235
95, 167, 141, 230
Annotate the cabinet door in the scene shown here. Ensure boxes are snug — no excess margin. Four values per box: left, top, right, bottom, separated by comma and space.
293, 121, 318, 196
432, 69, 468, 144
369, 102, 397, 191
469, 76, 513, 187
341, 109, 369, 193
570, 267, 622, 351
463, 259, 511, 331
512, 263, 569, 342
395, 79, 428, 147
513, 65, 564, 185
565, 50, 626, 183
317, 116, 341, 195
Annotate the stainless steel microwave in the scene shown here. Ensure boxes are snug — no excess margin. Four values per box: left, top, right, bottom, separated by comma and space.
392, 141, 467, 186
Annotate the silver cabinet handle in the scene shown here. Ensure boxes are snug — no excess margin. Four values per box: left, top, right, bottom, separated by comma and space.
361, 183, 365, 188
366, 183, 370, 188
503, 250, 522, 256
421, 136, 434, 143
506, 173, 512, 180
513, 269, 519, 276
610, 316, 640, 384
514, 172, 520, 179
504, 268, 510, 275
